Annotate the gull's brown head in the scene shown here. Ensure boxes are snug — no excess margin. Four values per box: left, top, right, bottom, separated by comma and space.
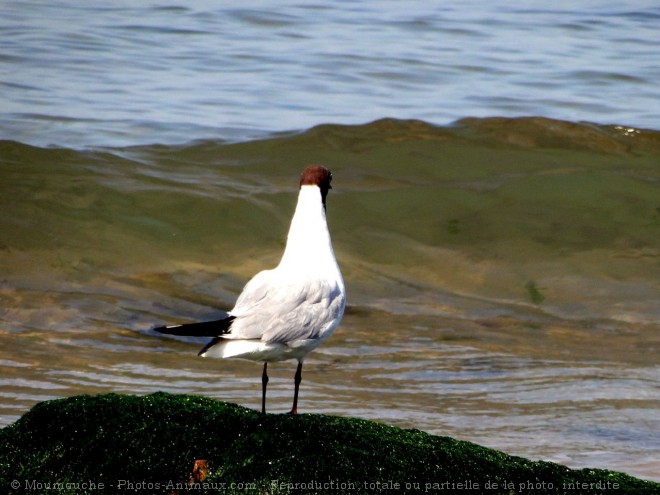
300, 165, 332, 207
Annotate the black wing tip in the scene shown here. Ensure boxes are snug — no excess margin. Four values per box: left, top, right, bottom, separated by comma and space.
152, 324, 180, 335
151, 316, 236, 337
198, 337, 223, 356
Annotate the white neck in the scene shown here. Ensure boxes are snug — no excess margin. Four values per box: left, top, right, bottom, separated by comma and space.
278, 185, 337, 273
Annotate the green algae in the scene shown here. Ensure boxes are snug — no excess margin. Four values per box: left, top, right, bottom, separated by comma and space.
525, 281, 546, 305
0, 393, 657, 494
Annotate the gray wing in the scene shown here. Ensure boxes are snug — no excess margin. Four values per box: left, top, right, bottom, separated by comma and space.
227, 269, 344, 344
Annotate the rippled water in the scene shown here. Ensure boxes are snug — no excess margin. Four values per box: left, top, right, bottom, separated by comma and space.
1, 1, 659, 147
2, 120, 659, 481
1, 0, 659, 484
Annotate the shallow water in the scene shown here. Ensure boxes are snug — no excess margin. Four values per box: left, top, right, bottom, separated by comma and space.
1, 119, 659, 482
1, 0, 660, 483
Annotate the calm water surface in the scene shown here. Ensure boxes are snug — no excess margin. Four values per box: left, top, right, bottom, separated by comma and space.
1, 1, 658, 147
0, 0, 659, 484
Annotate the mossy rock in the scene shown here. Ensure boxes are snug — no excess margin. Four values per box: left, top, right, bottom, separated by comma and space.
0, 393, 656, 494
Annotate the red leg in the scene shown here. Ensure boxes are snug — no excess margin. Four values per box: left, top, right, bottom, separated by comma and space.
290, 361, 303, 415
261, 362, 269, 414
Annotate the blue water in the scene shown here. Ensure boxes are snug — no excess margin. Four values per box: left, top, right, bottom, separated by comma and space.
1, 0, 658, 148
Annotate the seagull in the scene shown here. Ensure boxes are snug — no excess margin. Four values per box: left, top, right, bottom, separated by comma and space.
154, 165, 346, 414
